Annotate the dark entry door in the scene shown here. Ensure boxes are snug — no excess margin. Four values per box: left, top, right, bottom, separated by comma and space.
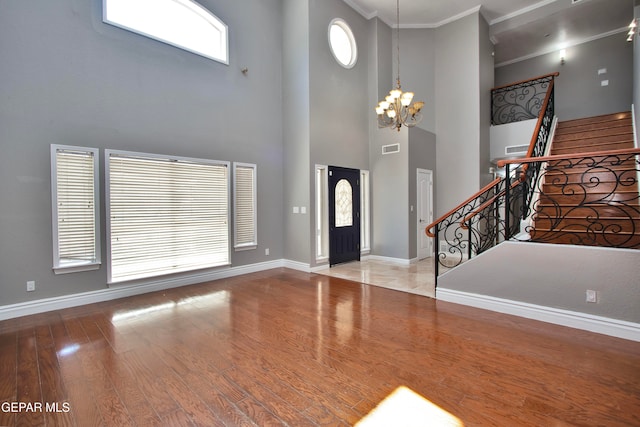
329, 166, 360, 267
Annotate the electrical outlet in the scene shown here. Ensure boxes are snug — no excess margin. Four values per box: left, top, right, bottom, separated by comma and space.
27, 281, 35, 292
265, 248, 270, 256
586, 290, 597, 303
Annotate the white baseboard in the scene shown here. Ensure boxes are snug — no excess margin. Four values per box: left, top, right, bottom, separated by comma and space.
282, 259, 312, 272
437, 288, 640, 342
0, 260, 285, 321
310, 264, 329, 273
366, 255, 414, 265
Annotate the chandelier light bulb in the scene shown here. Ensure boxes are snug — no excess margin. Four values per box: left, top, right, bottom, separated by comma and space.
390, 89, 402, 99
400, 92, 414, 106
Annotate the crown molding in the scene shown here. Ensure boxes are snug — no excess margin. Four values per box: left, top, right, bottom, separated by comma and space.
341, 0, 377, 20
490, 0, 559, 25
495, 26, 629, 68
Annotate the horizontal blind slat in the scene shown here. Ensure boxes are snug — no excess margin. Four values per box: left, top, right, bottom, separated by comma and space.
108, 152, 229, 283
55, 148, 98, 264
234, 165, 256, 246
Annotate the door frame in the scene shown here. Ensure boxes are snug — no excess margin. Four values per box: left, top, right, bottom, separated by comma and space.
417, 168, 434, 259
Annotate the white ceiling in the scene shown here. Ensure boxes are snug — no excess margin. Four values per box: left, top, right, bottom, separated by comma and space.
342, 0, 635, 65
343, 0, 547, 27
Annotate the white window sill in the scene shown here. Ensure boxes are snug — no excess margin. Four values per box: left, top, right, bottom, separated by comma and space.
234, 244, 257, 252
53, 262, 101, 275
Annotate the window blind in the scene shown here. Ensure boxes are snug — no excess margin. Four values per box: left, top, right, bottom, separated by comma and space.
52, 146, 100, 271
234, 163, 257, 248
107, 151, 229, 283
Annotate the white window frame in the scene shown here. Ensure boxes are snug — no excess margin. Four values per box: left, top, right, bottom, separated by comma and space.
360, 170, 370, 252
51, 145, 101, 274
105, 149, 230, 284
315, 165, 329, 262
102, 0, 229, 64
233, 162, 257, 250
328, 18, 357, 69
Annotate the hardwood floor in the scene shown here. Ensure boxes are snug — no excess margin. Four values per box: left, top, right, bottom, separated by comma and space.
1, 268, 639, 426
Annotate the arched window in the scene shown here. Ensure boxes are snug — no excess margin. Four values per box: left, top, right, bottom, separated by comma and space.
103, 0, 228, 64
334, 179, 353, 227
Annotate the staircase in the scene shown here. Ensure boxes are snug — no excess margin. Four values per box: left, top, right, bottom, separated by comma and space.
431, 74, 639, 340
530, 111, 640, 247
551, 112, 634, 155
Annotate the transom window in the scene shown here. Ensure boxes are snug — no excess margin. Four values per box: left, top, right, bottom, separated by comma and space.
328, 18, 357, 69
103, 0, 229, 64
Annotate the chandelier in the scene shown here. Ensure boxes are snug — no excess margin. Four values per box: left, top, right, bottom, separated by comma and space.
375, 0, 424, 131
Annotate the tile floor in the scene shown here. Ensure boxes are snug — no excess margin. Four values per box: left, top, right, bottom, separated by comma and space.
315, 257, 436, 298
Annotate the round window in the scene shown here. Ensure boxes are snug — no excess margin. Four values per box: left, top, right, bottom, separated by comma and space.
328, 19, 357, 69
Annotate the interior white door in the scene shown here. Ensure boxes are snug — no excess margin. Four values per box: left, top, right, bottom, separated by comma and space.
417, 169, 433, 260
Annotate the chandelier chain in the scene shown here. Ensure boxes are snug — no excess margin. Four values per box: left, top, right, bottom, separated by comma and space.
396, 0, 400, 87
374, 0, 424, 131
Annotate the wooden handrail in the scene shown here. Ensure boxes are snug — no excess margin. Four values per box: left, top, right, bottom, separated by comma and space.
458, 147, 640, 232
426, 73, 561, 239
524, 78, 556, 160
425, 178, 501, 237
460, 178, 525, 228
490, 72, 559, 92
497, 147, 640, 167
460, 147, 640, 236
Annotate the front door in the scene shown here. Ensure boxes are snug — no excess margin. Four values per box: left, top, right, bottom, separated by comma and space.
329, 166, 360, 267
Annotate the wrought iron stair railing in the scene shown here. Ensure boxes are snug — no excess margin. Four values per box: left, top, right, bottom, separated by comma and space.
499, 148, 640, 248
426, 73, 559, 285
491, 72, 559, 126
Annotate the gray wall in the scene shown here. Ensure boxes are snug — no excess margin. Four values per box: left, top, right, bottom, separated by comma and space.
479, 15, 494, 189
0, 0, 284, 305
394, 29, 436, 134
369, 19, 409, 260
309, 0, 369, 170
408, 127, 436, 260
283, 0, 311, 263
370, 128, 409, 259
439, 242, 640, 323
435, 12, 483, 216
368, 19, 411, 260
308, 0, 370, 266
495, 33, 633, 121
